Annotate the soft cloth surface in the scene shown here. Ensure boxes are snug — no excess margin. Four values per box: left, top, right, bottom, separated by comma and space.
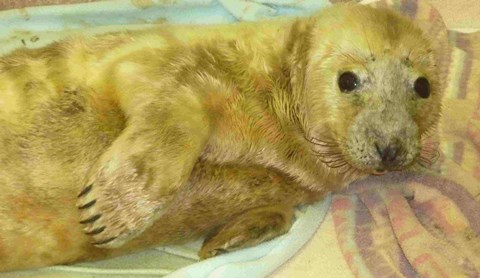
1, 0, 479, 277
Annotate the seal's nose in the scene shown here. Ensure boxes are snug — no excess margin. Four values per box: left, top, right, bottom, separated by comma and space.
375, 142, 400, 168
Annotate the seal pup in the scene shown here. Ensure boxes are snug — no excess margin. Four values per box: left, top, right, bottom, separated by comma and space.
0, 3, 444, 271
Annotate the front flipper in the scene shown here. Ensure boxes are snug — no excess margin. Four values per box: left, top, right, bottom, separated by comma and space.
77, 98, 210, 248
76, 153, 165, 248
199, 205, 294, 259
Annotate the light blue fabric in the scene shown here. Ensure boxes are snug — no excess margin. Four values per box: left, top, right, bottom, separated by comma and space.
0, 1, 333, 277
167, 197, 331, 278
0, 0, 331, 35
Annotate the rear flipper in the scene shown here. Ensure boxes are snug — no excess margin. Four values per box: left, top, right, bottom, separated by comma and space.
199, 205, 294, 259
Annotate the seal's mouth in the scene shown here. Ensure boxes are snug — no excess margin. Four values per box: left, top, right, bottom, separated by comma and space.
372, 168, 388, 176
305, 134, 436, 177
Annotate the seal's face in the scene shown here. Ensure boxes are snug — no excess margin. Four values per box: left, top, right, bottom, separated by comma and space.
339, 54, 436, 174
303, 4, 443, 175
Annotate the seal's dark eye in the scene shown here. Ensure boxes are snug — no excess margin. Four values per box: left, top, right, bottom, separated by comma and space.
338, 72, 359, 93
414, 77, 430, 98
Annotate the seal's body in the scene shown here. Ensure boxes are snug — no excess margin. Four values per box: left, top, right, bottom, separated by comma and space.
0, 3, 443, 271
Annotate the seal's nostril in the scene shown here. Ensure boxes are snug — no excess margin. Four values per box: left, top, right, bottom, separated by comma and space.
375, 143, 400, 166
374, 142, 382, 157
386, 145, 399, 161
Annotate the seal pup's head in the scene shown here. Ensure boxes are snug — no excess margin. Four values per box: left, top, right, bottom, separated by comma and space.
295, 4, 445, 175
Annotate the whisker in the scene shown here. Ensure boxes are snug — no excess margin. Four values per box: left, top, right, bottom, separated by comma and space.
319, 158, 345, 166
421, 152, 438, 159
415, 158, 429, 167
425, 147, 440, 151
308, 141, 338, 147
421, 133, 436, 142
319, 153, 346, 160
421, 142, 440, 149
421, 148, 441, 161
317, 158, 332, 164
418, 153, 436, 160
316, 156, 341, 165
321, 160, 346, 167
421, 145, 440, 151
346, 167, 360, 180
313, 153, 344, 159
416, 160, 430, 168
328, 162, 348, 169
422, 149, 439, 155
313, 150, 343, 155
304, 135, 339, 147
326, 160, 348, 166
417, 156, 434, 167
310, 149, 341, 157
305, 133, 355, 172
309, 135, 338, 144
340, 165, 354, 175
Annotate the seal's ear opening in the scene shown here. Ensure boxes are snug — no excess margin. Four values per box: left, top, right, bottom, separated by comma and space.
363, 0, 451, 92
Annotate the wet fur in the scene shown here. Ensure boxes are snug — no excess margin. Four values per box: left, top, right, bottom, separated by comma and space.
0, 3, 443, 271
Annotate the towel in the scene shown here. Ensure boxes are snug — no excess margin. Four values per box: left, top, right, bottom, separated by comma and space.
1, 0, 479, 277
